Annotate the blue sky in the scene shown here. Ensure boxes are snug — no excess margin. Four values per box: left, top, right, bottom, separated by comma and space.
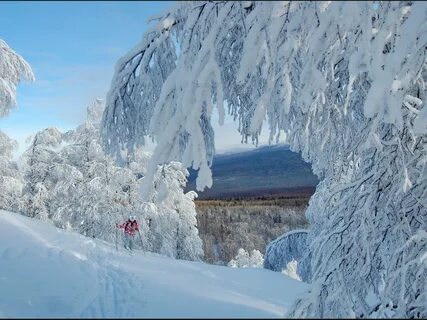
0, 1, 270, 155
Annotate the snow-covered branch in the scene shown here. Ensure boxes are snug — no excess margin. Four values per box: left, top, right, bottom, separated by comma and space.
0, 39, 34, 117
102, 1, 427, 317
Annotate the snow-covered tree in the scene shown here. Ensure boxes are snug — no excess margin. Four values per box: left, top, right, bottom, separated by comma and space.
20, 120, 141, 242
145, 162, 204, 261
0, 39, 33, 212
21, 127, 63, 220
0, 39, 34, 117
102, 1, 427, 317
228, 248, 264, 269
264, 229, 311, 282
19, 99, 203, 261
0, 130, 23, 212
43, 100, 144, 241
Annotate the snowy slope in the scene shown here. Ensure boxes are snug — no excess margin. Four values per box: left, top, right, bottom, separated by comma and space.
0, 210, 307, 318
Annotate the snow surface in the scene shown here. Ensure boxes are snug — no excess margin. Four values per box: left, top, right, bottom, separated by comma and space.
0, 210, 307, 318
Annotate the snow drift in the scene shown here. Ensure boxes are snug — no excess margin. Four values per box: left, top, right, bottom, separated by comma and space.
0, 210, 307, 318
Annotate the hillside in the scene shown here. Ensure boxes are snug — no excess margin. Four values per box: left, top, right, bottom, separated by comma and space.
185, 145, 318, 199
0, 210, 307, 318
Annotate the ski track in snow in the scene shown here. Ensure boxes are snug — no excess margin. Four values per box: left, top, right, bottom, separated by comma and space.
0, 210, 307, 318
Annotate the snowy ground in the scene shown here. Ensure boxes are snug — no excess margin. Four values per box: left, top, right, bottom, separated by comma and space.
0, 210, 307, 318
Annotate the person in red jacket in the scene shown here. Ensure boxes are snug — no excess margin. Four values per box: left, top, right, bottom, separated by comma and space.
117, 216, 139, 250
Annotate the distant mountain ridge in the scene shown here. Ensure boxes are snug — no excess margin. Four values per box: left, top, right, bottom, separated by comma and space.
185, 145, 319, 199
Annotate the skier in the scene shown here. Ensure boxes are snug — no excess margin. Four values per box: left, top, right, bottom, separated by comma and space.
117, 216, 139, 250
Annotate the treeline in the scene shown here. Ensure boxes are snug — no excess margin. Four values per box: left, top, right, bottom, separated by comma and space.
196, 195, 311, 209
196, 199, 309, 264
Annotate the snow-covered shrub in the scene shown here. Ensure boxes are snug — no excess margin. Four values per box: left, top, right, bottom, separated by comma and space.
282, 259, 301, 282
264, 229, 311, 282
101, 1, 427, 317
228, 248, 264, 268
